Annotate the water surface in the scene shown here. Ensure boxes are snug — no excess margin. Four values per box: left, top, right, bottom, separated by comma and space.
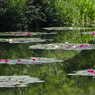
0, 27, 95, 95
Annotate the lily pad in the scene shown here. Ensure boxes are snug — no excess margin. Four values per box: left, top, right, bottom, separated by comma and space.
68, 69, 95, 76
0, 57, 63, 64
0, 32, 57, 36
91, 24, 95, 26
0, 75, 44, 87
43, 27, 93, 30
0, 38, 52, 43
78, 31, 95, 35
29, 43, 95, 50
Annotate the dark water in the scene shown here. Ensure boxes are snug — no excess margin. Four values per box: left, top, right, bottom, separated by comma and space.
0, 27, 95, 95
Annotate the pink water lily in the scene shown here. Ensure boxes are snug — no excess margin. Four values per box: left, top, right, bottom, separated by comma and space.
17, 59, 21, 62
91, 33, 95, 35
79, 44, 84, 47
0, 59, 3, 62
87, 70, 91, 72
20, 32, 25, 34
4, 60, 9, 62
13, 33, 17, 35
31, 58, 36, 61
87, 70, 94, 73
26, 33, 31, 36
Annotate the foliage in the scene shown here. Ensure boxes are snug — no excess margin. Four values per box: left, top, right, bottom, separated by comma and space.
54, 0, 95, 26
0, 0, 95, 31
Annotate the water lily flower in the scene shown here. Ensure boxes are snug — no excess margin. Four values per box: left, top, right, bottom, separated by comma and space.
69, 27, 73, 30
9, 39, 13, 43
91, 70, 94, 73
91, 33, 95, 35
26, 33, 31, 36
32, 58, 36, 61
87, 70, 94, 73
87, 70, 91, 72
0, 59, 3, 62
17, 59, 21, 62
79, 44, 84, 47
4, 59, 9, 62
93, 72, 95, 74
65, 42, 68, 44
13, 33, 16, 35
55, 46, 59, 48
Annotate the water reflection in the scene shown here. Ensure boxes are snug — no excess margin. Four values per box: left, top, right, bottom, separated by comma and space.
0, 27, 95, 94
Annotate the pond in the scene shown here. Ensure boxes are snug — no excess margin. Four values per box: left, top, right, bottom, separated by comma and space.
0, 26, 95, 95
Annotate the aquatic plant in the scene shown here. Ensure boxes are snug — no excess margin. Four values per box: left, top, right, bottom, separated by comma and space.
0, 75, 44, 87
29, 43, 95, 50
43, 27, 93, 31
78, 32, 95, 35
68, 69, 95, 77
0, 38, 47, 43
0, 32, 57, 36
0, 57, 63, 64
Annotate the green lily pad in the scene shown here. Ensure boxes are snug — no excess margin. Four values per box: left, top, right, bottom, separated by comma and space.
91, 24, 95, 26
0, 38, 52, 43
43, 27, 93, 30
0, 75, 44, 87
0, 57, 63, 65
29, 43, 95, 50
0, 32, 57, 36
68, 69, 95, 77
78, 31, 95, 34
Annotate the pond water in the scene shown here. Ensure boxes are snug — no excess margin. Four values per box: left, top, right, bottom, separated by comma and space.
0, 27, 95, 95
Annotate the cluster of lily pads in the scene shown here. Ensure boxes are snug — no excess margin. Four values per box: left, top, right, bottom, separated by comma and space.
0, 30, 59, 87
29, 42, 95, 50
0, 57, 63, 64
0, 32, 57, 36
0, 75, 44, 87
68, 69, 95, 77
0, 38, 48, 43
78, 31, 95, 35
43, 27, 95, 80
43, 27, 93, 31
1, 26, 95, 87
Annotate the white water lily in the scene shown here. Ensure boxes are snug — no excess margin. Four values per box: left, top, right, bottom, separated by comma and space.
69, 27, 73, 30
55, 46, 59, 48
9, 39, 13, 43
65, 42, 68, 44
72, 46, 77, 48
